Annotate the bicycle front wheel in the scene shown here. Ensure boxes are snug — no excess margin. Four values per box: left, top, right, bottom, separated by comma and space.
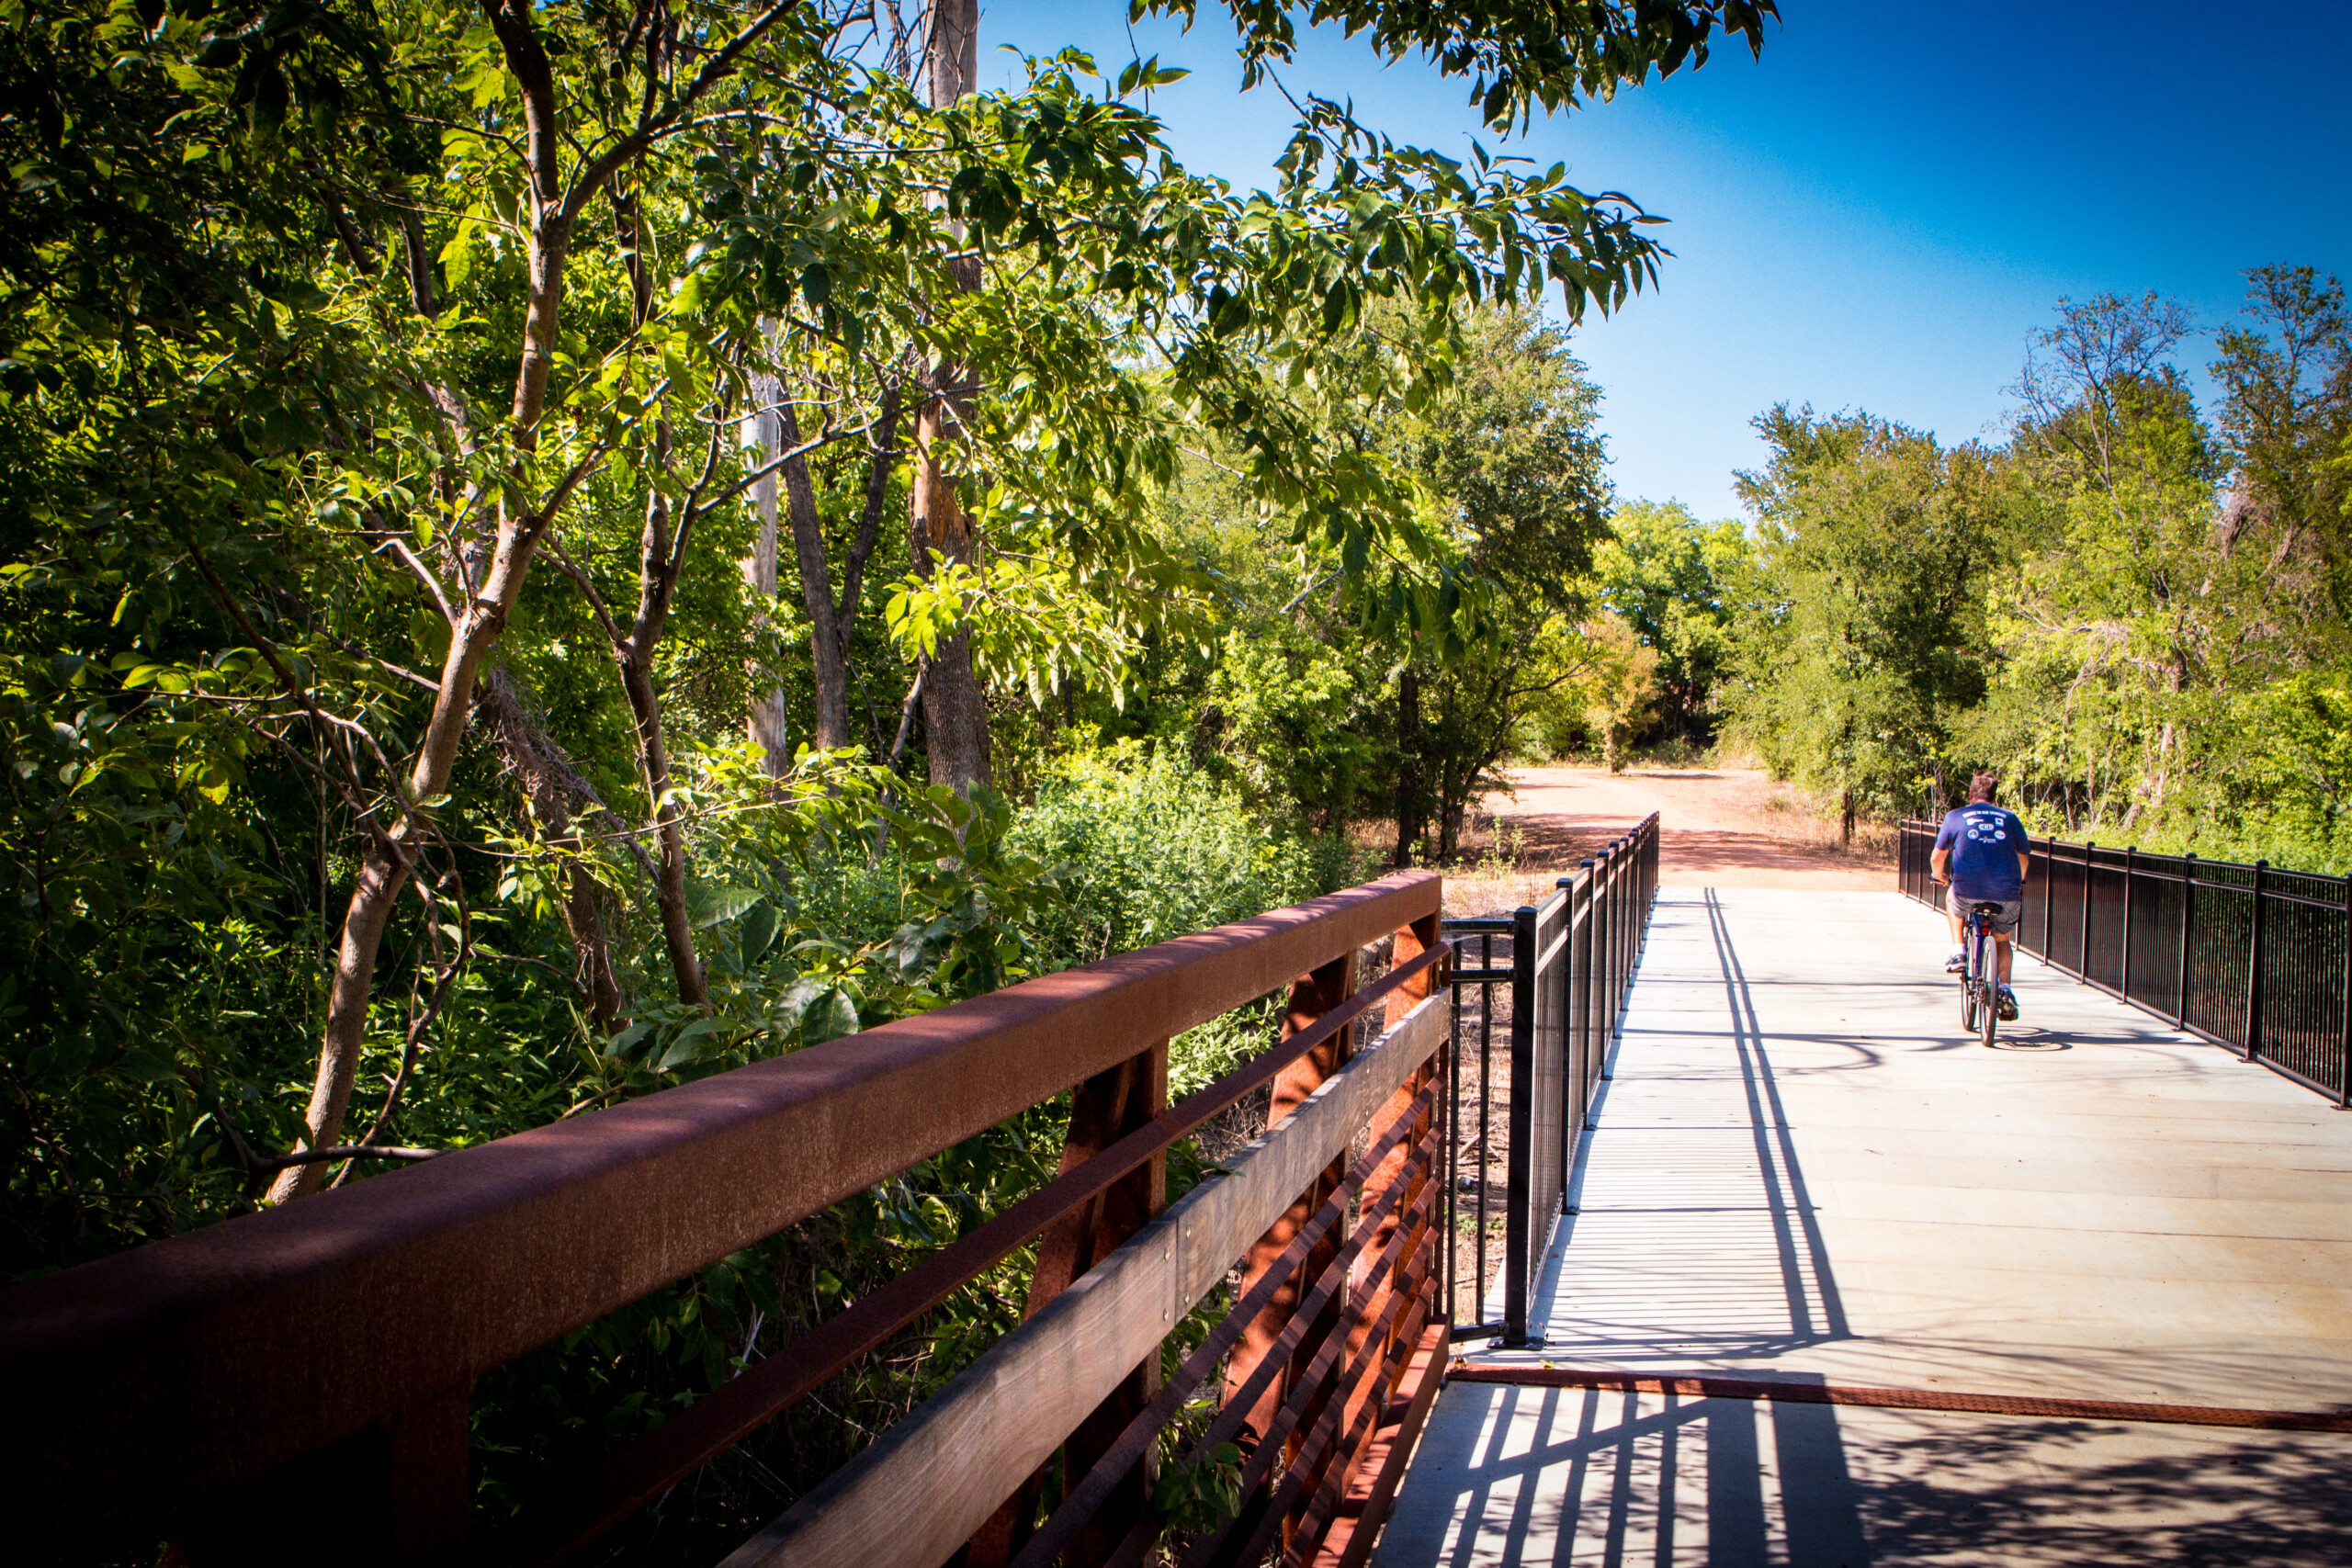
1961, 982, 1977, 1033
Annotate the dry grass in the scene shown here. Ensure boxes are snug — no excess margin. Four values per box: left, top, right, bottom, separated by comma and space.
1676, 773, 1901, 863
1350, 814, 1623, 919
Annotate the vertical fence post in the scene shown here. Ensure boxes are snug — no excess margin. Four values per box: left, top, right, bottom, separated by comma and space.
1476, 932, 1494, 1326
2079, 841, 2095, 980
2041, 839, 2055, 957
1581, 859, 1603, 1082
1502, 904, 1536, 1348
1604, 841, 1619, 1029
1611, 838, 1628, 1028
1557, 874, 1581, 1197
1597, 843, 1612, 1035
2173, 860, 2191, 1029
2245, 860, 2267, 1063
2120, 845, 2136, 1000
1649, 813, 1657, 908
1446, 953, 1461, 1328
2339, 874, 2351, 1110
1606, 841, 1619, 1011
1559, 874, 1581, 1125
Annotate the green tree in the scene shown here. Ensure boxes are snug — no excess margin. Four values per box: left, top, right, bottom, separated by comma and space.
1964, 292, 2229, 829
1963, 276, 2351, 850
1521, 612, 1658, 769
1591, 499, 1748, 742
1383, 306, 1614, 860
1727, 407, 2017, 833
2211, 266, 2352, 628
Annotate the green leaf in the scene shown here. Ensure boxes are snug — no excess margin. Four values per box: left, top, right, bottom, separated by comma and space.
115, 1049, 175, 1086
741, 901, 778, 962
656, 1017, 725, 1071
686, 883, 761, 929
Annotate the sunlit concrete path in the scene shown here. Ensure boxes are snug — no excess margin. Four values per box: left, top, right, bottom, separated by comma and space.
1376, 887, 2352, 1566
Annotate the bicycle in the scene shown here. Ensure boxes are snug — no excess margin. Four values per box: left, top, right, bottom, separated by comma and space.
1958, 900, 2006, 1049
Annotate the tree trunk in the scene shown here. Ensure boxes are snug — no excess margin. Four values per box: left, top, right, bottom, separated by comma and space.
779, 404, 854, 752
603, 160, 709, 1007
910, 362, 992, 795
620, 651, 707, 1007
910, 0, 992, 795
925, 0, 978, 110
266, 331, 574, 1203
271, 841, 405, 1202
1391, 664, 1422, 866
477, 668, 624, 1029
268, 0, 792, 1201
1840, 785, 1855, 849
2147, 649, 2185, 812
268, 501, 561, 1203
744, 367, 792, 775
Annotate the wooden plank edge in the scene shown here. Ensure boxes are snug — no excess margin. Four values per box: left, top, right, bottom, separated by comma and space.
1309, 1319, 1448, 1568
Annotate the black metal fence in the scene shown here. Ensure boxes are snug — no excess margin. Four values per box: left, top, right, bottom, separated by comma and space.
1442, 811, 1661, 1346
1898, 822, 2352, 1106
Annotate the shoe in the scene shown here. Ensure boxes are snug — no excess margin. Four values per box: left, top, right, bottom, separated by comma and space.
1945, 950, 1967, 974
1996, 987, 2018, 1021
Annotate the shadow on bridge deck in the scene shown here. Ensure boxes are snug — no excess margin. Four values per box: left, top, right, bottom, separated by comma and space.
1375, 886, 2352, 1566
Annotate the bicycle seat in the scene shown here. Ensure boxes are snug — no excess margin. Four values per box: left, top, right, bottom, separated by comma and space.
1970, 901, 2006, 913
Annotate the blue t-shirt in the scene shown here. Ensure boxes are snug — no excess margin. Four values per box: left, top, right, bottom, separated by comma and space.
1935, 804, 2028, 901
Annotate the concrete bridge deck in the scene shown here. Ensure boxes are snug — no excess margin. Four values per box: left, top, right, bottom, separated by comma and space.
1374, 887, 2352, 1566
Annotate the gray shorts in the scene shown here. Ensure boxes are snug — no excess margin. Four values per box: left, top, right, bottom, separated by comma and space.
1948, 887, 2022, 934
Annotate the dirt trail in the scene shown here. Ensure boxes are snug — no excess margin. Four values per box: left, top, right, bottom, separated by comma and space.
1481, 766, 1894, 891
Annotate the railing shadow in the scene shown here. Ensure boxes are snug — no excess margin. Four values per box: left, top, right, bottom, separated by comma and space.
1706, 886, 1853, 1348
1374, 1372, 2352, 1568
1371, 1375, 1870, 1568
1530, 888, 1851, 1359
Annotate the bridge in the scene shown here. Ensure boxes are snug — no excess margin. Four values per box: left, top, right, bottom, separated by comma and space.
6, 820, 2350, 1565
1386, 879, 2352, 1565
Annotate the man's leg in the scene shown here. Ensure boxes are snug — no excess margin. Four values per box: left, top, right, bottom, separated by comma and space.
1941, 893, 1971, 973
1994, 931, 2014, 984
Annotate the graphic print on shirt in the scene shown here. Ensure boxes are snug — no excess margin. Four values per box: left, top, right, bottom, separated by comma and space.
1937, 805, 2028, 901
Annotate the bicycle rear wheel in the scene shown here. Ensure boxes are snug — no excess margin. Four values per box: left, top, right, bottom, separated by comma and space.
1980, 980, 1999, 1048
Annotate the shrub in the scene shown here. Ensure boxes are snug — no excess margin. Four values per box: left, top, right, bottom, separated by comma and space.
1013, 744, 1376, 1091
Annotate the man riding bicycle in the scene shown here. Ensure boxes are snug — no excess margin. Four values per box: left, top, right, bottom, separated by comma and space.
1931, 772, 2030, 1021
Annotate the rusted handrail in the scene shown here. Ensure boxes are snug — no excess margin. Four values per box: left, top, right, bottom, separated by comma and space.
0, 869, 1442, 1565
533, 940, 1451, 1564
726, 985, 1451, 1568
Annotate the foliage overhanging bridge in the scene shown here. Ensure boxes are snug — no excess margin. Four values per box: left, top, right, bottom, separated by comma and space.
0, 822, 1660, 1568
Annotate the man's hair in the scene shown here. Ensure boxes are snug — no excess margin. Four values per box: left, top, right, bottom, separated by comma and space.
1968, 772, 1999, 803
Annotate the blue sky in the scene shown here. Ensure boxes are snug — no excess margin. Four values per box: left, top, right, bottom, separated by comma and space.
978, 2, 2351, 522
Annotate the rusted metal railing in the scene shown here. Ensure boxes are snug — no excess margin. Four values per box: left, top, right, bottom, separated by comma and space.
1, 872, 1448, 1568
